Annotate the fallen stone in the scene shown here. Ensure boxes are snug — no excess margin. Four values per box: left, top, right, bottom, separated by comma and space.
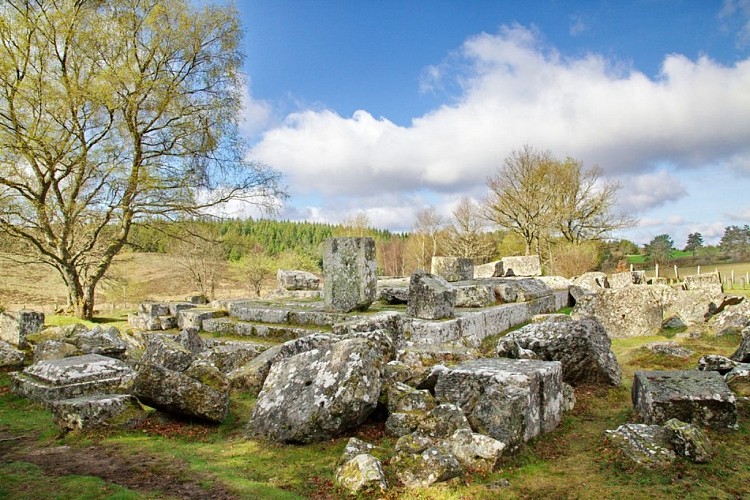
141, 335, 194, 372
12, 354, 135, 406
698, 355, 738, 374
192, 342, 267, 374
70, 326, 128, 359
496, 317, 622, 386
448, 428, 506, 473
175, 328, 206, 355
386, 382, 436, 414
277, 269, 320, 291
454, 282, 495, 308
133, 362, 229, 423
227, 333, 334, 393
562, 383, 576, 412
377, 286, 409, 304
183, 360, 230, 393
394, 447, 463, 488
572, 272, 609, 291
0, 340, 26, 368
725, 364, 750, 396
731, 327, 750, 362
609, 271, 646, 288
406, 270, 456, 320
248, 338, 382, 443
707, 300, 750, 335
335, 453, 387, 493
177, 309, 226, 330
605, 424, 676, 467
33, 340, 79, 363
431, 256, 473, 282
323, 237, 377, 313
662, 316, 687, 329
49, 394, 146, 432
645, 342, 694, 358
663, 418, 712, 463
434, 358, 562, 450
414, 403, 472, 440
632, 370, 737, 431
385, 412, 425, 437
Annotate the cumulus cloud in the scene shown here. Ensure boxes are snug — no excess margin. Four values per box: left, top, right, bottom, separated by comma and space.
616, 170, 688, 213
248, 24, 750, 229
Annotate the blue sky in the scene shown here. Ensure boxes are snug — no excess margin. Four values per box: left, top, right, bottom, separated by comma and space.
233, 0, 750, 247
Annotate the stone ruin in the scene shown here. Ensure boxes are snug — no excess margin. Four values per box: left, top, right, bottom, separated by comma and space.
6, 241, 750, 492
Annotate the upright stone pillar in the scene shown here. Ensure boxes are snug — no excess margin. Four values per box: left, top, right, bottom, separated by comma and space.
0, 310, 44, 348
323, 237, 377, 313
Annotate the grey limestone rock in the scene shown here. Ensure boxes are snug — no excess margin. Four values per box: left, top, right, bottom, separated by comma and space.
33, 340, 79, 362
277, 269, 320, 291
663, 418, 713, 463
501, 255, 541, 277
609, 271, 646, 288
431, 256, 473, 282
645, 341, 694, 359
141, 335, 194, 372
497, 317, 622, 386
323, 237, 377, 313
725, 363, 750, 396
406, 270, 456, 320
248, 338, 383, 443
707, 300, 750, 335
0, 340, 26, 367
473, 260, 504, 279
12, 354, 135, 406
335, 452, 387, 493
191, 342, 266, 374
454, 282, 495, 308
177, 308, 226, 330
227, 333, 334, 393
0, 310, 44, 348
133, 362, 229, 423
572, 272, 609, 291
434, 358, 562, 450
49, 394, 146, 432
632, 370, 737, 431
448, 428, 506, 473
698, 354, 738, 374
605, 424, 676, 467
683, 272, 723, 295
70, 326, 128, 359
394, 447, 463, 488
562, 382, 576, 412
731, 327, 750, 362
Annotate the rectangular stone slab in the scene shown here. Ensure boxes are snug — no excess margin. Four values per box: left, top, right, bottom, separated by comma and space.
12, 354, 134, 405
632, 370, 737, 431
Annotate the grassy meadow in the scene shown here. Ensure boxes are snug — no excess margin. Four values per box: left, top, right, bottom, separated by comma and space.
0, 254, 749, 498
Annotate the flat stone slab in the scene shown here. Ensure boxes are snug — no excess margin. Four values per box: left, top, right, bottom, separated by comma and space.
12, 354, 135, 406
632, 370, 737, 431
49, 394, 146, 431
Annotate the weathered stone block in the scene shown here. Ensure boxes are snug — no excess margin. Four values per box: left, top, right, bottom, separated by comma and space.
605, 424, 676, 467
609, 271, 646, 289
406, 270, 456, 320
49, 394, 146, 432
501, 255, 541, 277
473, 261, 504, 279
12, 354, 135, 406
248, 338, 383, 443
0, 340, 26, 367
632, 370, 737, 430
277, 269, 320, 291
322, 237, 377, 313
177, 308, 226, 330
0, 310, 44, 348
434, 358, 562, 449
683, 272, 723, 295
431, 257, 473, 282
454, 282, 495, 308
134, 362, 229, 423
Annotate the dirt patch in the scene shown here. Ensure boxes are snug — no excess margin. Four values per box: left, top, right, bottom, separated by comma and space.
2, 436, 237, 499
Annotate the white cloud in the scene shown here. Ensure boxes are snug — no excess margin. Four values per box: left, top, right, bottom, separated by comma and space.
248, 24, 750, 229
239, 80, 272, 139
720, 0, 750, 47
569, 15, 587, 36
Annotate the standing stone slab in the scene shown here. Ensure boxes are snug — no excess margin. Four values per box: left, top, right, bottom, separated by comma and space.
609, 271, 647, 289
501, 255, 541, 277
11, 354, 135, 406
431, 257, 473, 282
0, 310, 44, 348
406, 270, 456, 320
323, 237, 377, 313
434, 358, 562, 450
683, 272, 723, 295
632, 370, 737, 431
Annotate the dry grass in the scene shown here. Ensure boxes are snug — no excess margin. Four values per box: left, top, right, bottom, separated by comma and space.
0, 252, 251, 313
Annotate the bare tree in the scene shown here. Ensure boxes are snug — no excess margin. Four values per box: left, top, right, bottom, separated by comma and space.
442, 197, 497, 264
484, 146, 557, 255
411, 207, 444, 270
170, 223, 226, 302
338, 211, 371, 237
0, 1, 284, 318
552, 159, 635, 243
